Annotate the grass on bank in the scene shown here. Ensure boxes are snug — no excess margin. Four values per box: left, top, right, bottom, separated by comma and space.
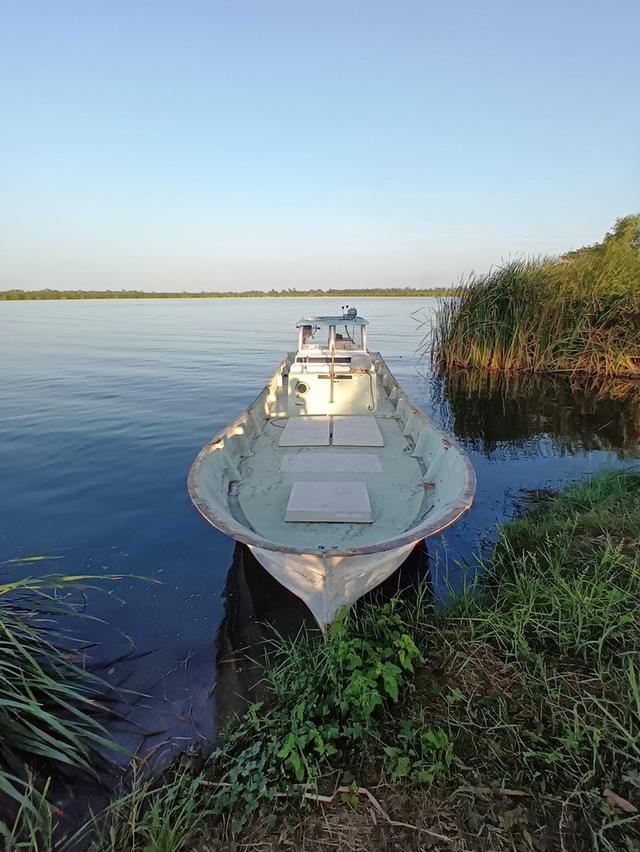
5, 469, 640, 850
430, 214, 640, 378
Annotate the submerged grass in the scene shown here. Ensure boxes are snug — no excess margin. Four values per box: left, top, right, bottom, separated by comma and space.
430, 215, 640, 378
7, 469, 640, 850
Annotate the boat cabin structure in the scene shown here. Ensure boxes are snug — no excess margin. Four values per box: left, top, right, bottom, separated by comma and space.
288, 312, 376, 416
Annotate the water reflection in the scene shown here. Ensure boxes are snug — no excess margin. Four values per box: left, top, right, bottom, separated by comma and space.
213, 544, 312, 725
432, 370, 640, 456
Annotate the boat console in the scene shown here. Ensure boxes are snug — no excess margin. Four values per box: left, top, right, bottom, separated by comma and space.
287, 308, 378, 416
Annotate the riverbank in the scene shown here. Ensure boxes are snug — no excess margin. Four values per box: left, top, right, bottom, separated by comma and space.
195, 468, 640, 851
7, 468, 639, 850
0, 287, 454, 301
431, 215, 640, 379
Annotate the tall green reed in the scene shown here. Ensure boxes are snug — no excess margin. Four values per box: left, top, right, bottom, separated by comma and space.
430, 215, 640, 378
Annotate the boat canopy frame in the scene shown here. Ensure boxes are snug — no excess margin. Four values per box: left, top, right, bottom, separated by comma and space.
295, 316, 369, 327
296, 316, 369, 352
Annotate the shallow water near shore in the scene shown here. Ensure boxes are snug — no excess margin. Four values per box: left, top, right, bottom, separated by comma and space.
1, 297, 639, 773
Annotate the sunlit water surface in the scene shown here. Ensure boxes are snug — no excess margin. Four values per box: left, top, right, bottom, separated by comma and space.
1, 298, 638, 776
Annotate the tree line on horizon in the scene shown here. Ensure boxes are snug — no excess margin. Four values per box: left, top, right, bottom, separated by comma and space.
0, 286, 456, 300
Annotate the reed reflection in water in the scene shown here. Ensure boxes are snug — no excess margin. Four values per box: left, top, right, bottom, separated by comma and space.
432, 370, 640, 457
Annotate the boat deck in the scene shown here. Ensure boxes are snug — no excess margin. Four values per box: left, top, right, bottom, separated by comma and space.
235, 392, 429, 550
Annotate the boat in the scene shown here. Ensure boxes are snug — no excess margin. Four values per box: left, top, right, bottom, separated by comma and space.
188, 308, 476, 630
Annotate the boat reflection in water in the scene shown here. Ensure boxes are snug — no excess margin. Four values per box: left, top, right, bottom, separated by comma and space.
213, 541, 429, 727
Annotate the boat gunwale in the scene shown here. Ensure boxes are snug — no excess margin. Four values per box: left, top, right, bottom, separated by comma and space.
187, 354, 476, 557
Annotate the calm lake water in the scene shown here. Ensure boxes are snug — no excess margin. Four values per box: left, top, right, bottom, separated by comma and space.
1, 297, 639, 771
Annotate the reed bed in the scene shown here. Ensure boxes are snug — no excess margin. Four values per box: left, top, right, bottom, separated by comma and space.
430, 215, 640, 378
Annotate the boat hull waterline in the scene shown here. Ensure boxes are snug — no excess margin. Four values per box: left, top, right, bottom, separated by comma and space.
188, 345, 475, 630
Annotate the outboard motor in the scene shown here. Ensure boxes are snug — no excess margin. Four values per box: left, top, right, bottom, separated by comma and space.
341, 304, 358, 321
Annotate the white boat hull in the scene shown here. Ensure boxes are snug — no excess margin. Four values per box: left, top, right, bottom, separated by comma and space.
249, 541, 417, 630
188, 328, 475, 631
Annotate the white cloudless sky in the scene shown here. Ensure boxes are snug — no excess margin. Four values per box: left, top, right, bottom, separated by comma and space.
1, 0, 639, 291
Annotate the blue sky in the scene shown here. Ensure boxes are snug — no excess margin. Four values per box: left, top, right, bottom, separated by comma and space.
1, 0, 638, 291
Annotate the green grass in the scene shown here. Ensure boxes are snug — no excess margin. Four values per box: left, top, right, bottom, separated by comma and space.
426, 469, 640, 849
75, 768, 214, 852
430, 215, 640, 378
74, 592, 452, 850
7, 470, 640, 850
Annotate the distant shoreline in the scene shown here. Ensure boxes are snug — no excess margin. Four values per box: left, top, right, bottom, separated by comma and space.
0, 288, 454, 301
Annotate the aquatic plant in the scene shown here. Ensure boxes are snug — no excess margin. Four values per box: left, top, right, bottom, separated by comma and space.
430, 215, 640, 378
0, 573, 120, 848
